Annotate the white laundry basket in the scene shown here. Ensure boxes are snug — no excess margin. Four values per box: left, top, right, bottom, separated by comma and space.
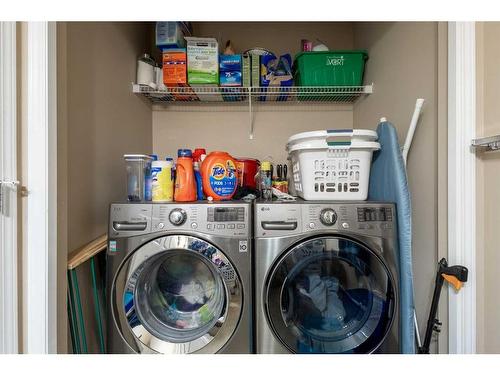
287, 129, 380, 201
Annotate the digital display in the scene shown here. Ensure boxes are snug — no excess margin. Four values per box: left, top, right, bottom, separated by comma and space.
357, 207, 392, 222
207, 207, 245, 222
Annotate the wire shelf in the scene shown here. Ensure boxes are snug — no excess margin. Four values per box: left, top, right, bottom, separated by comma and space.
132, 83, 373, 104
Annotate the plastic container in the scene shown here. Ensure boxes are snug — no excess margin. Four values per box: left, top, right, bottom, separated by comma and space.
155, 22, 191, 49
236, 158, 260, 189
124, 154, 153, 202
259, 161, 273, 201
294, 50, 368, 86
286, 129, 380, 201
201, 151, 238, 200
152, 158, 174, 202
174, 149, 197, 202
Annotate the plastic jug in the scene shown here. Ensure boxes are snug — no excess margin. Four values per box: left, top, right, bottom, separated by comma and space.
201, 151, 238, 200
174, 149, 197, 202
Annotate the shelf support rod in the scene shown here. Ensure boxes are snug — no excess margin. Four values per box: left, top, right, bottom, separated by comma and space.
249, 88, 254, 140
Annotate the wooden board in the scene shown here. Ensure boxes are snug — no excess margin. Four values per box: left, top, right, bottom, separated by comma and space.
67, 234, 108, 270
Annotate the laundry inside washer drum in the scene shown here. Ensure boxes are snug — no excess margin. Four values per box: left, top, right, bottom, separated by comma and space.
134, 250, 226, 343
280, 252, 387, 353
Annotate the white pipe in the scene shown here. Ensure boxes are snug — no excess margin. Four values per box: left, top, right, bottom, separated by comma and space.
402, 98, 425, 165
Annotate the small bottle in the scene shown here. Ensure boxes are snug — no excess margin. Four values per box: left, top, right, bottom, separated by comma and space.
260, 161, 273, 201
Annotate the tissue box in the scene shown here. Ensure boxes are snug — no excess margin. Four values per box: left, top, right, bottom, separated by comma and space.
220, 71, 242, 87
220, 54, 242, 71
185, 37, 219, 85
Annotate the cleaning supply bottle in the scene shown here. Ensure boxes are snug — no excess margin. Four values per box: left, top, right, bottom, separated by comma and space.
174, 149, 196, 202
201, 151, 238, 200
260, 161, 273, 201
192, 148, 206, 200
152, 157, 174, 202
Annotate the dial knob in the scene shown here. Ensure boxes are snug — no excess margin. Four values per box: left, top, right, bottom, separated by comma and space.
319, 208, 337, 226
169, 208, 187, 226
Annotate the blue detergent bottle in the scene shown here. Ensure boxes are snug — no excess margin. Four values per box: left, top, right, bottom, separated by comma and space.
193, 160, 204, 200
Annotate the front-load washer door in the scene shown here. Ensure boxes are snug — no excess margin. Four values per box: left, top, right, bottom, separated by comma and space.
112, 235, 242, 354
265, 236, 396, 354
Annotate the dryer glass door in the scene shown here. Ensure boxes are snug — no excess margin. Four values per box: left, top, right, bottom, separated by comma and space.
265, 236, 396, 354
114, 235, 242, 354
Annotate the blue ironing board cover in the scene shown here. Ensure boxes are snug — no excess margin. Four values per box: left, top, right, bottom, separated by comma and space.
368, 121, 415, 353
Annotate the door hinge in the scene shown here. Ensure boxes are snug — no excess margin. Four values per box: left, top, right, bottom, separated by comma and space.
0, 180, 21, 213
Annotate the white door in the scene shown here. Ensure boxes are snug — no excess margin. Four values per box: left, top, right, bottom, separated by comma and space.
0, 21, 19, 354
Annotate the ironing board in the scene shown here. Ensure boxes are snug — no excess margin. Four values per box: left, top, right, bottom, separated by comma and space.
368, 121, 415, 354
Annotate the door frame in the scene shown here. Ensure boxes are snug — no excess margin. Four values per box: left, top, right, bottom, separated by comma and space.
0, 21, 18, 354
25, 21, 58, 353
447, 21, 476, 354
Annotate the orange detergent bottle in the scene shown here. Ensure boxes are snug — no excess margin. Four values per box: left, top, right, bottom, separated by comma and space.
201, 151, 238, 200
174, 149, 197, 202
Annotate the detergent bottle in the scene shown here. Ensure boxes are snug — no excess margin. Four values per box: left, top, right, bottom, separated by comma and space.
201, 151, 238, 200
192, 148, 206, 200
174, 149, 197, 202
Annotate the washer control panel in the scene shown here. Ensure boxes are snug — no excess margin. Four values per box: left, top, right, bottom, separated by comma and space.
110, 203, 250, 238
152, 203, 249, 237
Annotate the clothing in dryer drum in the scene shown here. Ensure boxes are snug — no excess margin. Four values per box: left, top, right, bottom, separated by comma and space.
265, 237, 396, 354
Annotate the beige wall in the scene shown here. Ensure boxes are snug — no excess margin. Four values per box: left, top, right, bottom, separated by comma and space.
58, 22, 152, 352
353, 22, 447, 353
152, 22, 355, 162
476, 21, 500, 354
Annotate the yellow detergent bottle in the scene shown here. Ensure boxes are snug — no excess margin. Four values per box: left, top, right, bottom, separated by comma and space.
152, 157, 174, 202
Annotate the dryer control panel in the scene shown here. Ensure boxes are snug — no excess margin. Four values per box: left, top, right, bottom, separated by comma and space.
109, 202, 250, 238
255, 201, 396, 237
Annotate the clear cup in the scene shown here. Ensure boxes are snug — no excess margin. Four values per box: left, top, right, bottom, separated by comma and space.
124, 154, 153, 201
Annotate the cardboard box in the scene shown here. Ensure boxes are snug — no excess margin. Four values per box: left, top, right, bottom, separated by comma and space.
242, 54, 251, 87
162, 49, 187, 85
251, 54, 260, 87
220, 54, 242, 71
185, 37, 219, 85
220, 71, 242, 87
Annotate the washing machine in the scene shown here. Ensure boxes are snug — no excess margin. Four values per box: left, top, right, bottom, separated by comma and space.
254, 200, 399, 354
106, 201, 252, 354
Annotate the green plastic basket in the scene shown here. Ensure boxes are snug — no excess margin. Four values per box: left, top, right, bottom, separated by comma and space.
294, 50, 368, 87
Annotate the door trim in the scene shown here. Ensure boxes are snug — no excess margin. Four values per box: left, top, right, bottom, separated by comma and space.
0, 21, 18, 354
447, 21, 476, 354
25, 21, 58, 353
